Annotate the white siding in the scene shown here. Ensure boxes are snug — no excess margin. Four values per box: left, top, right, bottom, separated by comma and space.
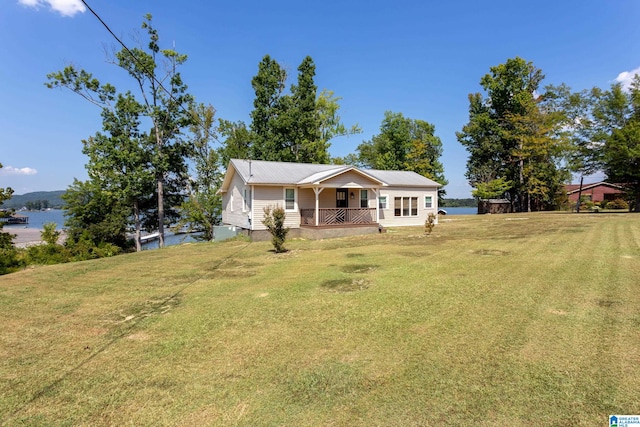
221, 171, 251, 229
378, 187, 439, 227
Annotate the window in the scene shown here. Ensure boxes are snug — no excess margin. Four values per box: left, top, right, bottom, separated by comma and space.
379, 195, 388, 209
424, 195, 433, 209
360, 190, 368, 208
285, 188, 295, 210
243, 188, 251, 212
394, 196, 418, 217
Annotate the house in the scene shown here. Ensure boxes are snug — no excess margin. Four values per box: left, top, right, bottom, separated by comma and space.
565, 182, 624, 204
219, 159, 442, 240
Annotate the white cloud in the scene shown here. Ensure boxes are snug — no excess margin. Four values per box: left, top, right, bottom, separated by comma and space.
615, 66, 640, 91
0, 166, 38, 176
18, 0, 86, 17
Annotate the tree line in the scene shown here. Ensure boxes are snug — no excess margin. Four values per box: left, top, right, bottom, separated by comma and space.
3, 17, 639, 266
457, 57, 640, 213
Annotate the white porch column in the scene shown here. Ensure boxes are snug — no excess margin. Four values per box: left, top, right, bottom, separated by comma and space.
372, 188, 380, 223
313, 187, 324, 226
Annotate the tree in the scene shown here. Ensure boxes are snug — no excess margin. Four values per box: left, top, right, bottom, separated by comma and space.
250, 55, 288, 161
245, 55, 360, 164
356, 111, 447, 192
46, 14, 195, 248
83, 92, 155, 251
0, 163, 16, 250
598, 76, 640, 211
175, 104, 223, 240
219, 119, 252, 166
62, 179, 131, 249
457, 57, 569, 211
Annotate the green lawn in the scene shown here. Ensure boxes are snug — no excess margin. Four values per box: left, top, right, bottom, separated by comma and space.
1, 212, 639, 426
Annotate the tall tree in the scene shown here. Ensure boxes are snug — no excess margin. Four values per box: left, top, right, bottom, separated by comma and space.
595, 76, 640, 211
250, 55, 287, 161
82, 92, 154, 251
246, 55, 360, 164
457, 57, 569, 211
175, 104, 223, 240
356, 111, 447, 190
46, 14, 195, 248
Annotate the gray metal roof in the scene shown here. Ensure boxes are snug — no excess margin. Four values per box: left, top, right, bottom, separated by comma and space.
226, 159, 442, 188
365, 169, 442, 187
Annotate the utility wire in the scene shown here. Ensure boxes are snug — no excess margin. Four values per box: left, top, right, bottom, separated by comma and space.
79, 0, 205, 128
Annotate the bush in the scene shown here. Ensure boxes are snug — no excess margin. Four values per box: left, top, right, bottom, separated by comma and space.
26, 243, 71, 265
0, 247, 23, 275
262, 205, 289, 253
41, 222, 61, 245
606, 199, 629, 210
425, 213, 436, 235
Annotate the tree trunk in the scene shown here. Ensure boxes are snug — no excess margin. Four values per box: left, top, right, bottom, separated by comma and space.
158, 178, 165, 248
134, 200, 141, 252
635, 183, 640, 212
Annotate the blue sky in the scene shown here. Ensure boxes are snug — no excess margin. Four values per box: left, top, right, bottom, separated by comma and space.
1, 0, 639, 198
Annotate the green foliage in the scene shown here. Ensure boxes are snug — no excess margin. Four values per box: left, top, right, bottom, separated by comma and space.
458, 57, 570, 211
0, 163, 17, 253
41, 222, 61, 246
62, 179, 132, 249
356, 111, 447, 194
606, 199, 629, 210
262, 205, 289, 253
424, 212, 436, 235
471, 177, 513, 200
175, 104, 222, 241
440, 198, 476, 207
46, 15, 196, 248
240, 55, 359, 164
26, 243, 70, 265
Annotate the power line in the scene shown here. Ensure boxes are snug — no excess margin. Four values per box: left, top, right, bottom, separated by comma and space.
79, 0, 202, 126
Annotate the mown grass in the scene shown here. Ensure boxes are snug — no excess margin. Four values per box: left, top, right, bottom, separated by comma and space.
1, 212, 639, 426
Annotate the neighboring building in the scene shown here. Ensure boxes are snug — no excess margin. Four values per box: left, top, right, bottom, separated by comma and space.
565, 182, 624, 204
219, 159, 441, 240
478, 199, 512, 214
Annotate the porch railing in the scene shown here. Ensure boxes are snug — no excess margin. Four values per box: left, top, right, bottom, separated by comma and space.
300, 208, 377, 226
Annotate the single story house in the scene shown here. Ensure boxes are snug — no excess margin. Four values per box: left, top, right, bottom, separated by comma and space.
565, 182, 624, 204
219, 159, 442, 240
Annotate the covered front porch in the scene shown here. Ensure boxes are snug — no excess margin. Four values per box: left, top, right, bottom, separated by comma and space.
300, 207, 377, 226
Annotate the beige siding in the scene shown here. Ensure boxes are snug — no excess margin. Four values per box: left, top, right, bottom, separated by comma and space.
251, 186, 301, 230
321, 170, 378, 188
378, 187, 439, 227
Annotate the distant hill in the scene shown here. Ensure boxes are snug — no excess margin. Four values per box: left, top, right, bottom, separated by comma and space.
1, 190, 66, 210
441, 198, 476, 208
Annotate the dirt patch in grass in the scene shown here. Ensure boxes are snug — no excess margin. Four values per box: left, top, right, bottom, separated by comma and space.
346, 253, 365, 258
321, 278, 370, 292
472, 249, 510, 256
340, 264, 378, 274
102, 295, 181, 325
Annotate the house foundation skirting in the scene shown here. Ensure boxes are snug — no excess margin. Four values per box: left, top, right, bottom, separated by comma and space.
246, 224, 380, 242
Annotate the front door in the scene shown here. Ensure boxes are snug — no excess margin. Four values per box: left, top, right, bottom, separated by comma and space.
336, 188, 348, 208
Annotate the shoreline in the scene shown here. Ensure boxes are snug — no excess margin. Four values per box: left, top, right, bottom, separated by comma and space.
4, 227, 67, 248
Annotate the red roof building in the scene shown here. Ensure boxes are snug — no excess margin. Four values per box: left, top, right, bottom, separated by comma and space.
565, 182, 624, 203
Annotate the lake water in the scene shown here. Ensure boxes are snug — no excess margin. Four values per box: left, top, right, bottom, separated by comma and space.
440, 207, 477, 215
4, 210, 200, 250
